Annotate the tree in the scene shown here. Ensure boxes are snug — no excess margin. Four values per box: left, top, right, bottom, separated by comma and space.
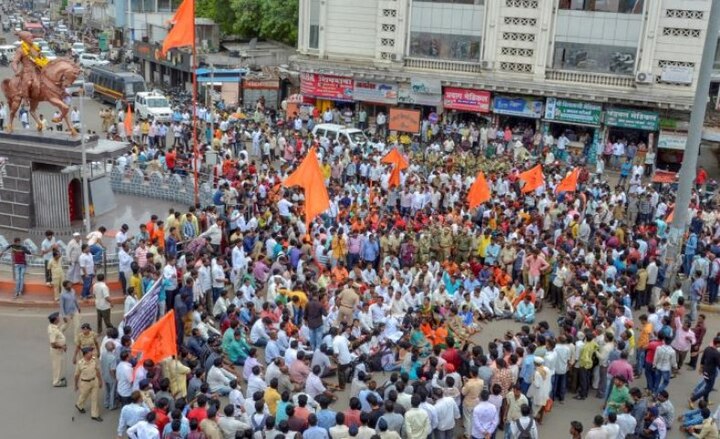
196, 0, 299, 46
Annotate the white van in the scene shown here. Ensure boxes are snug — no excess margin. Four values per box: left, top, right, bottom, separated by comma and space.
134, 91, 172, 122
0, 45, 15, 60
311, 123, 370, 149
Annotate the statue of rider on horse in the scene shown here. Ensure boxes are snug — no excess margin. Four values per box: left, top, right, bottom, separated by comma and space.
2, 31, 82, 135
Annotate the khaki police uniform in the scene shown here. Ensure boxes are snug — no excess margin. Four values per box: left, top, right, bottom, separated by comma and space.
48, 323, 66, 386
75, 357, 101, 417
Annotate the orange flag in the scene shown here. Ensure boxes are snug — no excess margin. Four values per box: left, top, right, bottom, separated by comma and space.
283, 147, 330, 229
555, 168, 580, 194
467, 171, 491, 209
666, 204, 675, 223
131, 310, 178, 364
161, 0, 195, 56
124, 104, 133, 138
381, 148, 409, 170
518, 164, 544, 193
388, 166, 402, 188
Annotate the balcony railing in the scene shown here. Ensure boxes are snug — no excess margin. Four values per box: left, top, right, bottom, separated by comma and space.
546, 69, 635, 88
405, 57, 483, 74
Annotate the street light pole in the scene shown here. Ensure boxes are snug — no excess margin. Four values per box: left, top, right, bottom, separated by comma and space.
80, 82, 93, 234
665, 0, 720, 285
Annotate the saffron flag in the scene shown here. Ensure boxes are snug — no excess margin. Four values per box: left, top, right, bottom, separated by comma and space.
381, 148, 409, 170
555, 168, 580, 194
666, 204, 675, 223
518, 164, 544, 193
131, 310, 178, 364
388, 165, 402, 188
467, 171, 491, 209
283, 147, 330, 229
124, 104, 133, 138
161, 0, 195, 56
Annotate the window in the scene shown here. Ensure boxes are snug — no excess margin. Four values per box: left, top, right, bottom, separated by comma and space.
715, 38, 720, 70
553, 42, 636, 75
414, 0, 484, 4
558, 0, 644, 14
308, 0, 320, 49
409, 32, 481, 61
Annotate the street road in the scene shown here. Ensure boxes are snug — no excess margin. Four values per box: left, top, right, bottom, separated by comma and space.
0, 305, 715, 438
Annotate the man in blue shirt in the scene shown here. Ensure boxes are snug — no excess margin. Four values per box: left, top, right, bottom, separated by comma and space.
361, 234, 380, 269
316, 396, 337, 432
303, 413, 329, 439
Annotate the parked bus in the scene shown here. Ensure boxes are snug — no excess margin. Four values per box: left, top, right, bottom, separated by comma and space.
24, 22, 44, 38
87, 66, 146, 104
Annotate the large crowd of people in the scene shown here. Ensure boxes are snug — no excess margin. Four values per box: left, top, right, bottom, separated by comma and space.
35, 102, 720, 439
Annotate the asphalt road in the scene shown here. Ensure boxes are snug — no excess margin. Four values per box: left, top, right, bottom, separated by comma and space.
0, 304, 715, 438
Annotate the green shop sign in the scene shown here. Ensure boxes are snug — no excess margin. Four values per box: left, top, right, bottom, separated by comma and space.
544, 97, 603, 126
605, 108, 659, 131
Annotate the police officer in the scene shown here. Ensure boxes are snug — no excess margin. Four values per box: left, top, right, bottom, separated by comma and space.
73, 322, 99, 364
74, 346, 103, 422
48, 312, 67, 387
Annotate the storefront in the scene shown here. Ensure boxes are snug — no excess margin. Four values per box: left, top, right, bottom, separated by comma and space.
353, 81, 399, 124
656, 130, 687, 171
543, 97, 603, 161
299, 72, 355, 112
134, 42, 193, 89
492, 95, 544, 138
604, 107, 660, 165
442, 87, 491, 125
242, 78, 280, 110
397, 78, 443, 116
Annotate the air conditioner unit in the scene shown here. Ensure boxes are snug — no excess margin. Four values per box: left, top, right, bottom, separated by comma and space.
635, 71, 654, 84
481, 60, 493, 70
390, 53, 403, 62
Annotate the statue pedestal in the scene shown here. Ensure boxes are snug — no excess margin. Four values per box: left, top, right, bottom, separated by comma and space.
0, 132, 130, 231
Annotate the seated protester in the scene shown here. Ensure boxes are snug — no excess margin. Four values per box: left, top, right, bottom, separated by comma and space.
514, 295, 536, 324
680, 400, 710, 434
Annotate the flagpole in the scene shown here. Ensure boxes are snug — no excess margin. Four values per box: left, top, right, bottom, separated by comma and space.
191, 19, 199, 206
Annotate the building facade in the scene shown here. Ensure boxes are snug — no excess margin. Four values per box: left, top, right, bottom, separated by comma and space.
293, 0, 715, 170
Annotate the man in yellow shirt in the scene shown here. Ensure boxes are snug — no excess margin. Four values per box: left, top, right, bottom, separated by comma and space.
264, 377, 282, 416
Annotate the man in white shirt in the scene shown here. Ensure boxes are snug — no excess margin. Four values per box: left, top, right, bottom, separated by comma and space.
116, 351, 135, 405
207, 357, 235, 395
331, 326, 354, 390
93, 273, 112, 332
471, 390, 498, 439
126, 412, 160, 439
250, 317, 273, 347
79, 244, 95, 299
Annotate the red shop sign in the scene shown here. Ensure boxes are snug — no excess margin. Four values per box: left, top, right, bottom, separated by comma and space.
443, 87, 491, 113
300, 72, 354, 101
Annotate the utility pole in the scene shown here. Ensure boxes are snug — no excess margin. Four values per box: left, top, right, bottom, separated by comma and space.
125, 0, 132, 48
664, 0, 720, 286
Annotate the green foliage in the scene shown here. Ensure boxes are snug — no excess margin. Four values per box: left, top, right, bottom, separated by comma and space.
196, 0, 299, 46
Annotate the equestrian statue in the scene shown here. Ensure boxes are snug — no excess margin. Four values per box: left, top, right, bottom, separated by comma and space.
2, 31, 82, 135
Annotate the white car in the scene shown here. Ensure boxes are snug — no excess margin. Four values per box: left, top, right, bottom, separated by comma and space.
41, 50, 56, 61
71, 42, 85, 56
135, 91, 173, 122
57, 24, 68, 33
78, 53, 109, 68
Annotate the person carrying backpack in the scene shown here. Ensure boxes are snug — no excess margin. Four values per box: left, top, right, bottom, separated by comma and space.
510, 404, 538, 439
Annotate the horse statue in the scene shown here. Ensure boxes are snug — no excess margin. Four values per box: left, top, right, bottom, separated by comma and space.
1, 58, 82, 135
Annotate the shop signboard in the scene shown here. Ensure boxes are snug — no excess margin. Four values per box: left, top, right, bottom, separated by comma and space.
544, 98, 602, 126
657, 131, 688, 150
443, 87, 491, 113
353, 81, 398, 104
389, 108, 421, 133
398, 80, 442, 106
605, 108, 659, 131
493, 96, 543, 118
660, 66, 694, 84
300, 72, 354, 101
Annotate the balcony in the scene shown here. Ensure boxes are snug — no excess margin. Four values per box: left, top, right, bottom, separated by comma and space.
546, 69, 635, 88
405, 57, 483, 74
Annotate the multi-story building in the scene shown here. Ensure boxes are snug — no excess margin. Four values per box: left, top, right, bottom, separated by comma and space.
293, 0, 716, 169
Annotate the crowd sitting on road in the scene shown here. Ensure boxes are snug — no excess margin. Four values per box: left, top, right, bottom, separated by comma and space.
35, 104, 720, 439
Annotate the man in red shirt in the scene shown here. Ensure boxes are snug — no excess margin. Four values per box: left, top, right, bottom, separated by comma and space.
165, 148, 177, 172
644, 337, 662, 393
187, 394, 209, 424
153, 398, 171, 433
0, 237, 31, 297
441, 337, 463, 371
697, 166, 708, 190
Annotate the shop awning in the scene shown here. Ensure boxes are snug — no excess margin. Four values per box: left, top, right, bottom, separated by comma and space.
652, 170, 677, 183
